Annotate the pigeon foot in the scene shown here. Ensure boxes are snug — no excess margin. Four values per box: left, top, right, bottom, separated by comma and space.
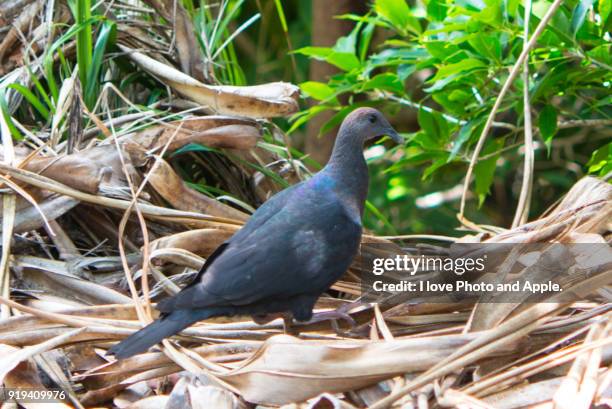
300, 302, 368, 335
308, 309, 356, 335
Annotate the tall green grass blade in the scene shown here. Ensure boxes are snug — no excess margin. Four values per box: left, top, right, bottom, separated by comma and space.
273, 0, 289, 32
212, 13, 260, 60
58, 48, 72, 77
365, 200, 399, 235
209, 0, 232, 50
7, 84, 51, 120
85, 20, 115, 108
44, 57, 59, 102
224, 42, 246, 85
74, 0, 93, 92
24, 66, 54, 113
0, 90, 23, 140
43, 15, 102, 102
273, 0, 298, 76
182, 0, 195, 15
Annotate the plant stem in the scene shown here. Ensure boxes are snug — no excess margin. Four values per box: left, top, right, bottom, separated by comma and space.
458, 0, 565, 230
512, 0, 535, 228
75, 0, 93, 92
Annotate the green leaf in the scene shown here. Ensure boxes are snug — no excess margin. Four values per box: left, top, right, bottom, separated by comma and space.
387, 183, 410, 200
300, 81, 337, 101
423, 156, 451, 180
24, 65, 53, 113
288, 105, 328, 133
293, 46, 333, 59
586, 142, 612, 175
398, 150, 443, 164
600, 0, 612, 30
334, 24, 359, 54
467, 34, 501, 62
365, 48, 428, 76
432, 89, 470, 115
423, 22, 469, 36
294, 47, 360, 71
571, 0, 595, 36
538, 105, 558, 144
397, 64, 416, 80
358, 22, 376, 61
430, 58, 486, 82
418, 107, 449, 143
475, 0, 503, 26
504, 0, 520, 19
448, 89, 472, 102
427, 0, 447, 21
474, 140, 503, 207
73, 0, 93, 95
587, 44, 612, 66
424, 41, 461, 60
361, 73, 404, 93
449, 118, 483, 160
424, 73, 461, 93
42, 14, 104, 102
412, 131, 441, 150
7, 84, 50, 120
374, 0, 421, 34
334, 36, 355, 54
320, 108, 351, 135
0, 89, 22, 140
326, 52, 361, 71
172, 143, 214, 156
85, 20, 115, 109
273, 0, 289, 31
530, 61, 573, 101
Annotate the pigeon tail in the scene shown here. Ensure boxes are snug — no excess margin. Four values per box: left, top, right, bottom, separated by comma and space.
107, 308, 217, 359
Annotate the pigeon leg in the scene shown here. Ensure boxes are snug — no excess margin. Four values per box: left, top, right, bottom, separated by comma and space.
251, 313, 299, 335
308, 308, 356, 329
282, 314, 300, 336
300, 302, 369, 335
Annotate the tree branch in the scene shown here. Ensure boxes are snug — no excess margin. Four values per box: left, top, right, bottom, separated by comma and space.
512, 0, 535, 228
457, 0, 564, 231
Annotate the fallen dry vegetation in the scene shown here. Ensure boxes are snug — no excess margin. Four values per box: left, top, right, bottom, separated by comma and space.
0, 1, 610, 408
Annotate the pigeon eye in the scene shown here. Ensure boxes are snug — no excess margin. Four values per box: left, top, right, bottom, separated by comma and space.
368, 115, 377, 123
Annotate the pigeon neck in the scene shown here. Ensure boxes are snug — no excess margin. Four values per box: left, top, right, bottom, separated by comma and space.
324, 128, 369, 212
327, 130, 366, 169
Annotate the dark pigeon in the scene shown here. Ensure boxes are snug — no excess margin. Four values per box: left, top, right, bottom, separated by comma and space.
108, 108, 401, 359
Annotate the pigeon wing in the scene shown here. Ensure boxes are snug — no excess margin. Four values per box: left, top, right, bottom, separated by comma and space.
157, 184, 361, 312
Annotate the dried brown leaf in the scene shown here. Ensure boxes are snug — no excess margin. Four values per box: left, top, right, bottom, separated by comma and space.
118, 45, 299, 118
214, 333, 514, 405
147, 159, 248, 221
24, 145, 134, 194
149, 228, 235, 260
0, 0, 43, 63
0, 328, 85, 383
122, 116, 262, 154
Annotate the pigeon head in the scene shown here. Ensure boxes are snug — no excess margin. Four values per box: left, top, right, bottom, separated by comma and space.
340, 107, 402, 144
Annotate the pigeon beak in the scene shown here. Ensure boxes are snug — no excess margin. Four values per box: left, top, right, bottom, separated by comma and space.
385, 128, 403, 144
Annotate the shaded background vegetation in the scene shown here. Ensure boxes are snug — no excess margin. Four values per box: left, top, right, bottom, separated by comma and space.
232, 0, 612, 236
2, 0, 611, 238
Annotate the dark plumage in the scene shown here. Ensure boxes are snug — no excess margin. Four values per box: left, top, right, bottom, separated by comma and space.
108, 108, 401, 359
